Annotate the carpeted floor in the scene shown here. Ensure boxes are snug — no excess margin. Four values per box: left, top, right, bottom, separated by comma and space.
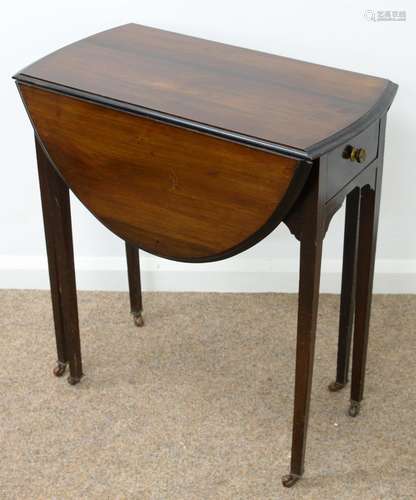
0, 290, 415, 499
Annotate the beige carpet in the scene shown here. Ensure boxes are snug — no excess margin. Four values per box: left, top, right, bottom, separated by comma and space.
0, 290, 415, 499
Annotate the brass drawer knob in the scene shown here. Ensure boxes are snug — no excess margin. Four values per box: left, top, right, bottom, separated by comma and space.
343, 145, 367, 163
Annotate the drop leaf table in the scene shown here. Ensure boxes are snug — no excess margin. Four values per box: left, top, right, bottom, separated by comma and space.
14, 24, 398, 487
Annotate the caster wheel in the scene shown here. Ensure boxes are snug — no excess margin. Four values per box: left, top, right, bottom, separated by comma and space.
282, 474, 301, 488
67, 375, 82, 386
53, 361, 67, 377
133, 312, 144, 327
348, 400, 361, 417
328, 381, 346, 392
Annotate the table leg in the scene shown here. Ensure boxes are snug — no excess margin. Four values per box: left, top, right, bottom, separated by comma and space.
349, 178, 381, 417
282, 173, 323, 487
328, 188, 360, 392
125, 242, 144, 326
35, 137, 83, 385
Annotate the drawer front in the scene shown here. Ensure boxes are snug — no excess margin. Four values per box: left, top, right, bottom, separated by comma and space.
326, 120, 379, 201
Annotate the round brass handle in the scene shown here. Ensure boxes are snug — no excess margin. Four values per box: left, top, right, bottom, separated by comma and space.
343, 145, 367, 164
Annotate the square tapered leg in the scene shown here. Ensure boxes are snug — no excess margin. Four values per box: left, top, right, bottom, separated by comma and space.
328, 188, 360, 392
125, 242, 144, 327
349, 117, 386, 417
36, 137, 83, 385
349, 184, 381, 416
283, 166, 324, 487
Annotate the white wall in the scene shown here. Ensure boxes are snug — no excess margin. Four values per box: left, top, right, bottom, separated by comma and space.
1, 0, 415, 293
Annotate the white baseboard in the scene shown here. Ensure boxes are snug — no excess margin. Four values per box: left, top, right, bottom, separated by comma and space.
0, 256, 415, 293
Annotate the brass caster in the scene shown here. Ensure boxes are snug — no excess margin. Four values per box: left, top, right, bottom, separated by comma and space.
133, 312, 144, 327
348, 400, 361, 417
67, 375, 82, 386
282, 473, 301, 488
328, 380, 347, 392
53, 361, 67, 377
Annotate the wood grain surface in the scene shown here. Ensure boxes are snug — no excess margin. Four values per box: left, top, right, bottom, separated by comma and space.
20, 84, 306, 261
15, 24, 396, 157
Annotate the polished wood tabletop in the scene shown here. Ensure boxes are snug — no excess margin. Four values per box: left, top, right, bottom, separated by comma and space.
14, 24, 398, 489
16, 23, 396, 158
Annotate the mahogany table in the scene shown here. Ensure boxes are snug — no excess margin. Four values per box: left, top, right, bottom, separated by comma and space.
14, 24, 398, 487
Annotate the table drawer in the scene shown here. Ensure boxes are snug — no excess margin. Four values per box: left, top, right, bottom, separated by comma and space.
326, 120, 379, 201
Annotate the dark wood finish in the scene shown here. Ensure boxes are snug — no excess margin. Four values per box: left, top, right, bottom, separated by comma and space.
19, 84, 306, 262
349, 116, 387, 417
14, 24, 396, 159
323, 157, 379, 239
326, 120, 379, 201
125, 243, 144, 326
328, 188, 361, 392
36, 138, 68, 374
282, 163, 325, 487
14, 24, 398, 488
35, 137, 83, 385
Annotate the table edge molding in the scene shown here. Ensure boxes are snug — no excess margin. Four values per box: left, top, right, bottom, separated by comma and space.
306, 80, 397, 159
13, 74, 310, 161
14, 74, 397, 162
